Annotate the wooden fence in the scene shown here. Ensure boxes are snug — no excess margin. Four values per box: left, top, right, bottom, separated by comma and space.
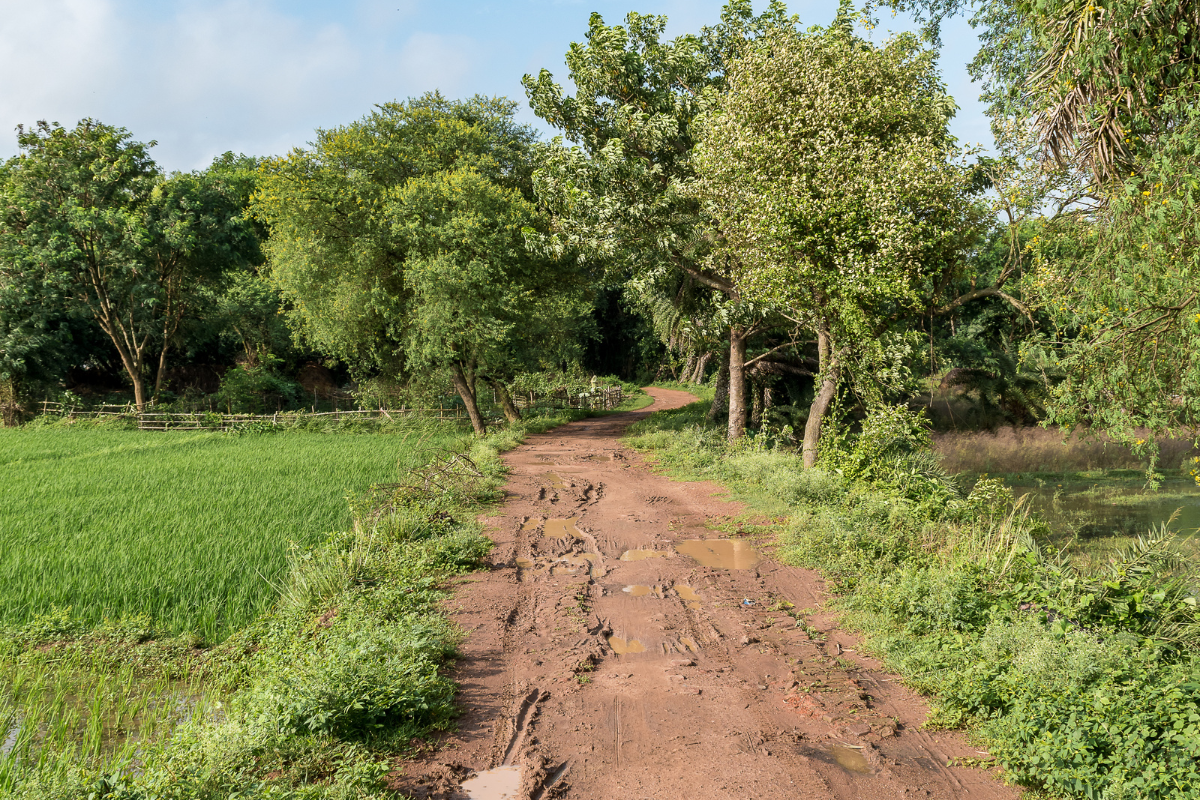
35, 386, 625, 431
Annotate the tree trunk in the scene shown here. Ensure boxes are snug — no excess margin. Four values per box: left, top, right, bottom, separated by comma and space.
691, 352, 712, 384
451, 362, 487, 436
708, 345, 730, 423
750, 379, 764, 429
727, 327, 748, 440
681, 353, 696, 385
802, 324, 840, 468
487, 377, 522, 423
153, 344, 170, 406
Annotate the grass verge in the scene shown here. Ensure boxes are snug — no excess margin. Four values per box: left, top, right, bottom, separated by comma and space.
0, 405, 591, 798
626, 400, 1200, 800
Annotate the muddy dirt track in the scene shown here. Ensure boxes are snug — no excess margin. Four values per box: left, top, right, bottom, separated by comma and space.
396, 388, 1019, 800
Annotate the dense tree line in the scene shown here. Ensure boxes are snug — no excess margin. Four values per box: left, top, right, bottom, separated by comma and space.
1, 0, 1196, 462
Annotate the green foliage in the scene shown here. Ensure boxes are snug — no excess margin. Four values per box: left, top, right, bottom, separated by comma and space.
0, 422, 466, 640
0, 123, 262, 409
252, 93, 589, 429
0, 409, 544, 797
692, 18, 982, 411
629, 401, 1200, 798
1030, 101, 1200, 467
215, 355, 301, 413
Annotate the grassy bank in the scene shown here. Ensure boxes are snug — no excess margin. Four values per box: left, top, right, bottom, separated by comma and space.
626, 399, 1200, 800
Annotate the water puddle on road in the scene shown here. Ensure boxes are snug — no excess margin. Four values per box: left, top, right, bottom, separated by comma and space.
623, 585, 654, 596
460, 765, 522, 799
515, 558, 535, 569
521, 518, 539, 531
830, 745, 872, 774
607, 636, 646, 654
620, 549, 665, 561
680, 637, 699, 653
542, 472, 566, 489
545, 517, 585, 540
676, 539, 759, 570
675, 585, 701, 601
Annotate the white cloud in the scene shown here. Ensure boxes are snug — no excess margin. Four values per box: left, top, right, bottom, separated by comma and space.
396, 32, 475, 96
0, 0, 124, 132
0, 0, 478, 170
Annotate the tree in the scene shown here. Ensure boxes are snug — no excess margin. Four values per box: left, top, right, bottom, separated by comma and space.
524, 3, 800, 439
0, 121, 258, 409
253, 94, 588, 435
692, 18, 982, 465
1028, 103, 1200, 470
874, 0, 1200, 182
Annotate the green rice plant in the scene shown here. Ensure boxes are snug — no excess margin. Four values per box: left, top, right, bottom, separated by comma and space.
0, 422, 466, 641
0, 648, 220, 792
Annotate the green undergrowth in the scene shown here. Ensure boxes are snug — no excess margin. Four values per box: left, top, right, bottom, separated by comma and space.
627, 401, 1200, 800
0, 406, 588, 799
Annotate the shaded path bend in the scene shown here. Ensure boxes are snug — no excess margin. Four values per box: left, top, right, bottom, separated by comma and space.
398, 388, 1018, 800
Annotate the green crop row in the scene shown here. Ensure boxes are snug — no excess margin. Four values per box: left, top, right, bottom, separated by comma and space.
0, 418, 468, 642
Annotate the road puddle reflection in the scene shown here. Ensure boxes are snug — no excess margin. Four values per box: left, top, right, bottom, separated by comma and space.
460, 765, 522, 799
545, 517, 584, 539
607, 636, 646, 654
830, 745, 871, 774
619, 549, 664, 561
676, 539, 759, 569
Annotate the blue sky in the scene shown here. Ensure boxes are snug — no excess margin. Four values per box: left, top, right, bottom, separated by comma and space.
0, 0, 990, 172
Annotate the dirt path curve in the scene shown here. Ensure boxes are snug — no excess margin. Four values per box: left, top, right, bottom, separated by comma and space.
396, 388, 1018, 800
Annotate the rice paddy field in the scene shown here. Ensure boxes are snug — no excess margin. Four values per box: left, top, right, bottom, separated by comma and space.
0, 421, 466, 642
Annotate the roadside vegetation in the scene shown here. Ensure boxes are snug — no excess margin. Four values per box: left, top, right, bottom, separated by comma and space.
1, 0, 1197, 795
628, 397, 1200, 800
0, 404, 625, 798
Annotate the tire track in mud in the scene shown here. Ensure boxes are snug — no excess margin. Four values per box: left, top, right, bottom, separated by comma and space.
393, 389, 1019, 800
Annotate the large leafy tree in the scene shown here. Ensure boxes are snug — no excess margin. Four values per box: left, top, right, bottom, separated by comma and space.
523, 2, 799, 439
252, 94, 588, 435
875, 0, 1199, 183
0, 121, 259, 409
1029, 104, 1200, 468
879, 0, 1200, 454
693, 18, 982, 465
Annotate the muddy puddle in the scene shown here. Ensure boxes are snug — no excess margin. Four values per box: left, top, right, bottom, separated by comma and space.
830, 745, 872, 774
623, 585, 658, 597
607, 636, 646, 654
620, 549, 665, 561
460, 765, 522, 799
521, 518, 539, 531
542, 472, 566, 489
545, 517, 585, 540
675, 585, 701, 601
679, 637, 699, 653
675, 539, 760, 570
515, 558, 535, 569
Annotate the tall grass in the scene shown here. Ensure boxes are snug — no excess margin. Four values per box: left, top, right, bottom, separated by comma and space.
934, 425, 1199, 475
0, 422, 466, 641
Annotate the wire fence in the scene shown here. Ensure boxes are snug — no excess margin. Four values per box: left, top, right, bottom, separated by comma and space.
32, 386, 626, 431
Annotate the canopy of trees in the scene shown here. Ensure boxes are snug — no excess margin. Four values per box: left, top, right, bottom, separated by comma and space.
251, 94, 590, 434
0, 0, 1195, 464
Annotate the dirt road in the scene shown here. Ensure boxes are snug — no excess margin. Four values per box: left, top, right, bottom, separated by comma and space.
396, 388, 1018, 800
